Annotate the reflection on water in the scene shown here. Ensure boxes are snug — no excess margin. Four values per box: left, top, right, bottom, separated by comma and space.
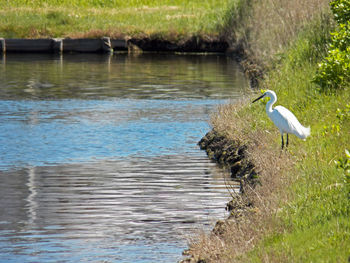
0, 53, 247, 262
0, 157, 236, 262
0, 99, 221, 168
0, 53, 246, 100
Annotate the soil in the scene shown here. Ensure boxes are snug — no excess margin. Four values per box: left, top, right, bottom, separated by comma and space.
198, 129, 258, 197
127, 36, 229, 53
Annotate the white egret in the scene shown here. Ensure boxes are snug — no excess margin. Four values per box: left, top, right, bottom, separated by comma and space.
252, 90, 310, 149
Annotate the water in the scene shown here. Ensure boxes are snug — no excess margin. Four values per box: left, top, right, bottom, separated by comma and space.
0, 53, 248, 262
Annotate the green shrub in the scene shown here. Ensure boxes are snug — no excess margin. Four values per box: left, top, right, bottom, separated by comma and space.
330, 0, 350, 24
313, 0, 350, 90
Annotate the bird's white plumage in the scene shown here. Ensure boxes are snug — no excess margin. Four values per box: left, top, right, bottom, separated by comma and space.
270, 105, 310, 139
253, 90, 310, 148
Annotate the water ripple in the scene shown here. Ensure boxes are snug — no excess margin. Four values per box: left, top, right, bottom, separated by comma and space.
0, 156, 237, 262
0, 53, 246, 262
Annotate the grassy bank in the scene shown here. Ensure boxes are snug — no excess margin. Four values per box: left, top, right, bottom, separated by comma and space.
0, 0, 231, 39
186, 0, 350, 262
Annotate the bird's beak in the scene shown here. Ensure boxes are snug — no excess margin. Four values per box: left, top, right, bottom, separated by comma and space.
252, 94, 265, 103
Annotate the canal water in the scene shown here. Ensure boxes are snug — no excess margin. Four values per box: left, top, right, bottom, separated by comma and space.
0, 53, 248, 262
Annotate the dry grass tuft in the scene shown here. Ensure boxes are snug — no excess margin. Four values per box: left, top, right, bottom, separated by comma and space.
69, 29, 127, 39
226, 0, 330, 66
249, 0, 328, 60
210, 98, 255, 144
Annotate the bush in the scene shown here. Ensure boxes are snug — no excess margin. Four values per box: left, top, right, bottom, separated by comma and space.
330, 0, 350, 24
313, 0, 350, 90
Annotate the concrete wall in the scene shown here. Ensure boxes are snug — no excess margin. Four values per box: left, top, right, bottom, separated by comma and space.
0, 37, 127, 53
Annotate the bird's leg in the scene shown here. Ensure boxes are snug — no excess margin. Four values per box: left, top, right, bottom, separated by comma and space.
286, 134, 289, 147
281, 134, 284, 150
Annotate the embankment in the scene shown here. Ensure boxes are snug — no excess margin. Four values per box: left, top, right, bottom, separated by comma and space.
182, 0, 350, 262
198, 130, 257, 196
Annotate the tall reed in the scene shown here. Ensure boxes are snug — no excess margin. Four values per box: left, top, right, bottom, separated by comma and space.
223, 0, 331, 65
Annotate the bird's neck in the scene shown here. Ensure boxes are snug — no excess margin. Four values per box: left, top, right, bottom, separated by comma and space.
265, 98, 275, 114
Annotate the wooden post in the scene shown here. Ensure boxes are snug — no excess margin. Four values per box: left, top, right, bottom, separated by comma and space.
101, 37, 113, 53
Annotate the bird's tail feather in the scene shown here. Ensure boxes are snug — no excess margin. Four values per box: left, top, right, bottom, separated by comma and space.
297, 126, 310, 139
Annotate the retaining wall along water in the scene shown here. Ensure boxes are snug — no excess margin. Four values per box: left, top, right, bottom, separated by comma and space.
0, 37, 127, 53
0, 37, 230, 53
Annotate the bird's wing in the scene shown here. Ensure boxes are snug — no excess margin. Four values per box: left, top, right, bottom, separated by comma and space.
271, 106, 306, 137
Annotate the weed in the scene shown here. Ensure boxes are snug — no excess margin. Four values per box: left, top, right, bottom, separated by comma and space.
335, 149, 350, 198
336, 104, 350, 121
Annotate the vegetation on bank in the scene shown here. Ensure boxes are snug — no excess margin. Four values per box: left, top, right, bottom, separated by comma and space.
313, 0, 350, 90
0, 0, 231, 40
186, 0, 350, 262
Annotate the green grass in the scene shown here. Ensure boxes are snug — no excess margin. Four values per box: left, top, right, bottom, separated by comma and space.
253, 72, 350, 261
0, 0, 233, 39
188, 1, 349, 261
231, 13, 350, 262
